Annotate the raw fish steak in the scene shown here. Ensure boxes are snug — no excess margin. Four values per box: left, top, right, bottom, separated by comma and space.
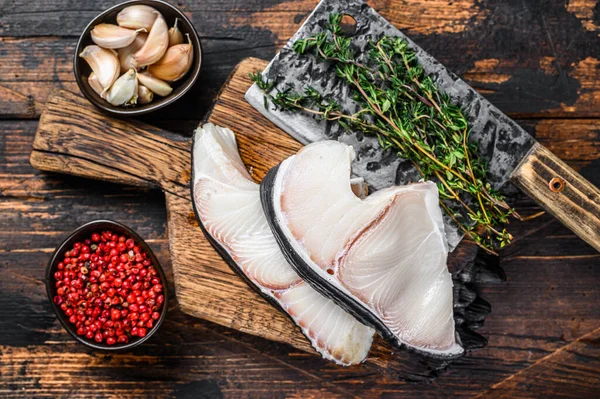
191, 123, 374, 365
261, 141, 463, 357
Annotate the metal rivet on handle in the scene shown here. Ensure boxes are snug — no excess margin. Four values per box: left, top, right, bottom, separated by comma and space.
549, 177, 565, 193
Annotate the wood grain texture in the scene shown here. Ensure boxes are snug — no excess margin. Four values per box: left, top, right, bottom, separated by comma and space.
2, 147, 598, 397
511, 143, 600, 251
3, 0, 600, 397
475, 326, 600, 398
30, 92, 191, 197
2, 0, 600, 119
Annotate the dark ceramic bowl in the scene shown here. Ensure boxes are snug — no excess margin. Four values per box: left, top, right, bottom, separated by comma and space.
46, 220, 168, 350
74, 0, 202, 116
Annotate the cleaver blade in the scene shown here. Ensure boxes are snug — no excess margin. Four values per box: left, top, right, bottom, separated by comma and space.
246, 0, 600, 252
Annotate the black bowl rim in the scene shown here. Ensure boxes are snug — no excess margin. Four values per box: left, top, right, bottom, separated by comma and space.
73, 0, 202, 116
46, 219, 169, 351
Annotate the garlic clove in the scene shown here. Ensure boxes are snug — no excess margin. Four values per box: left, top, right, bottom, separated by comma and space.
116, 5, 158, 30
147, 34, 193, 82
137, 84, 154, 104
133, 12, 169, 67
137, 72, 173, 97
118, 32, 147, 73
90, 23, 145, 49
106, 69, 138, 106
79, 45, 120, 94
88, 72, 107, 99
168, 18, 184, 46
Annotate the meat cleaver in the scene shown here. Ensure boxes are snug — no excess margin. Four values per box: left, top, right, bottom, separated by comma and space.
245, 0, 600, 252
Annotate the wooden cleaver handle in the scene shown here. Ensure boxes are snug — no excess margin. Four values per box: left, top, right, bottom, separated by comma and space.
30, 90, 192, 198
511, 143, 600, 251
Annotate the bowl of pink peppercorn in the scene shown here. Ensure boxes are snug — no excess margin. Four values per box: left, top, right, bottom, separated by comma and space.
46, 220, 168, 350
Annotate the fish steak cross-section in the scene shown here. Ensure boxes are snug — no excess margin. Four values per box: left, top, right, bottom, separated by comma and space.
191, 124, 374, 365
260, 140, 463, 358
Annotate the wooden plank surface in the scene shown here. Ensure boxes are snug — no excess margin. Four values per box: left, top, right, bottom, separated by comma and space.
1, 0, 599, 397
1, 0, 600, 120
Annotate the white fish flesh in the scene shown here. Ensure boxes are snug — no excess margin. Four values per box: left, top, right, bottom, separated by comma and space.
191, 124, 374, 365
260, 140, 463, 357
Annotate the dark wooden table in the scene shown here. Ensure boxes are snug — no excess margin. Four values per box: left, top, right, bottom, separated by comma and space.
1, 0, 599, 397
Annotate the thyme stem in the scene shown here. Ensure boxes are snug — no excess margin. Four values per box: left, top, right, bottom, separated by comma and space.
250, 13, 520, 252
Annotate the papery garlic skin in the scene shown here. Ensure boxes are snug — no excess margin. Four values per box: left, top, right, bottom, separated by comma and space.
137, 85, 154, 104
168, 18, 184, 46
88, 72, 107, 99
90, 23, 144, 49
137, 72, 173, 97
79, 45, 120, 94
117, 5, 158, 30
133, 13, 169, 67
106, 69, 138, 106
147, 34, 193, 82
118, 32, 148, 73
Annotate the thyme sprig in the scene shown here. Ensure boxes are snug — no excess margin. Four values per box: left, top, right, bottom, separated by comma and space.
251, 13, 520, 254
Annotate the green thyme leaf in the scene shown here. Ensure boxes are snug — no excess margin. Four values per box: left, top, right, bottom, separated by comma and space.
252, 13, 521, 254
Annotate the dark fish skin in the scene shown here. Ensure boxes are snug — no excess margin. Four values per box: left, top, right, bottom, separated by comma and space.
260, 163, 466, 361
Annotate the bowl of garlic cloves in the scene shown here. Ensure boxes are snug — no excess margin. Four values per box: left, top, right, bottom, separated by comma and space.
74, 0, 201, 116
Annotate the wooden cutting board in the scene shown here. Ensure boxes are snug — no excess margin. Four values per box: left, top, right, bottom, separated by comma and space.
31, 57, 480, 379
